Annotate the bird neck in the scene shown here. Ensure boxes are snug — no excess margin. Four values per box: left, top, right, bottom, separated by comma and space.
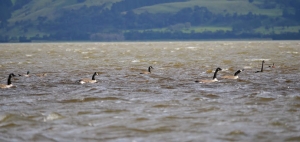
261, 61, 264, 72
92, 72, 97, 80
7, 74, 12, 85
234, 70, 241, 76
213, 69, 219, 79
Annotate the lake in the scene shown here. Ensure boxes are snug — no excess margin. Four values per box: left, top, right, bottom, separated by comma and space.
0, 41, 300, 141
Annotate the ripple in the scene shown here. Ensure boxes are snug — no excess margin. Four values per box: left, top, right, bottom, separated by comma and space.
77, 111, 93, 115
256, 97, 276, 102
132, 60, 140, 63
58, 97, 124, 103
203, 94, 220, 99
135, 117, 149, 121
245, 59, 270, 61
103, 109, 128, 113
152, 104, 170, 108
0, 113, 10, 122
43, 112, 64, 121
226, 130, 247, 136
285, 136, 300, 141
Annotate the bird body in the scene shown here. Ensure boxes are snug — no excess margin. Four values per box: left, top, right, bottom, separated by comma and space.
222, 69, 244, 79
19, 71, 30, 77
195, 67, 222, 83
140, 66, 153, 74
0, 73, 16, 89
269, 63, 275, 68
77, 72, 98, 84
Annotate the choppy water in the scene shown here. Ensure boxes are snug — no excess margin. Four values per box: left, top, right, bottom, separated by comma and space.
0, 41, 300, 142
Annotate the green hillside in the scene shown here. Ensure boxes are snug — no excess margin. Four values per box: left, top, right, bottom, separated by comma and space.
9, 0, 120, 23
1, 0, 300, 42
134, 0, 282, 16
9, 0, 283, 23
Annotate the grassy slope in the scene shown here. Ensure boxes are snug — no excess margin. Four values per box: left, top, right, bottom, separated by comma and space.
134, 0, 282, 17
133, 0, 300, 34
11, 0, 17, 4
141, 26, 231, 33
255, 26, 300, 34
9, 0, 120, 23
10, 0, 283, 23
5, 0, 119, 37
4, 0, 300, 37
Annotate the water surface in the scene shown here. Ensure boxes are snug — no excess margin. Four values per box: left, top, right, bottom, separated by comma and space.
0, 41, 300, 141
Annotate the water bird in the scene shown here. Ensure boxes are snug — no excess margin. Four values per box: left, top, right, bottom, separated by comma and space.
195, 67, 222, 83
222, 69, 244, 79
268, 63, 275, 68
140, 66, 153, 74
255, 60, 265, 73
18, 71, 30, 77
0, 73, 16, 89
77, 72, 99, 84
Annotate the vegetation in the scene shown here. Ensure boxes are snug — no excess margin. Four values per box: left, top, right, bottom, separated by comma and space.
0, 0, 13, 28
1, 0, 300, 42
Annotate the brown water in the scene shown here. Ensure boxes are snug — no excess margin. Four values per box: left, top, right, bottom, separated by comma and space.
0, 41, 300, 142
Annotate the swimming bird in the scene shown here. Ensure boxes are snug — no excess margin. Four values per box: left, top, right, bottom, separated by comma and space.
195, 67, 222, 83
18, 71, 30, 77
268, 63, 275, 68
255, 60, 265, 73
222, 69, 244, 79
140, 66, 153, 74
0, 73, 16, 89
77, 72, 99, 84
